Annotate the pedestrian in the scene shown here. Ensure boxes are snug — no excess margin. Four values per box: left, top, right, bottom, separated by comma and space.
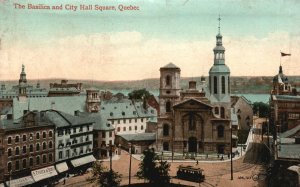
63, 178, 66, 185
217, 154, 219, 158
227, 153, 230, 159
196, 160, 199, 165
206, 153, 208, 159
221, 155, 224, 160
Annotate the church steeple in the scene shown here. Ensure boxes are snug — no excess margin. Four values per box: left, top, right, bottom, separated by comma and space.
213, 16, 225, 65
19, 64, 27, 84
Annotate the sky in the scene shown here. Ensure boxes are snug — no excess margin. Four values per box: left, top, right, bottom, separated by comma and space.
0, 0, 300, 81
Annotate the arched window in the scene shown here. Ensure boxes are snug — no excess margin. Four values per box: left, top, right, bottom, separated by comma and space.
7, 162, 12, 172
36, 143, 40, 151
23, 146, 27, 154
217, 125, 224, 138
29, 158, 33, 167
228, 76, 230, 94
49, 154, 53, 162
8, 137, 12, 144
49, 141, 53, 149
214, 76, 218, 94
166, 75, 171, 86
36, 133, 40, 140
189, 113, 196, 130
15, 147, 20, 155
220, 107, 225, 118
222, 76, 225, 94
15, 160, 19, 170
23, 135, 26, 142
43, 155, 47, 164
43, 132, 46, 139
49, 131, 53, 138
166, 101, 171, 113
214, 107, 219, 115
22, 159, 27, 169
163, 124, 169, 136
8, 148, 12, 157
36, 156, 40, 165
43, 142, 47, 150
163, 142, 169, 151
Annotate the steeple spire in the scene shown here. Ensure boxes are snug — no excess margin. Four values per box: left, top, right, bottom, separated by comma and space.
218, 15, 221, 34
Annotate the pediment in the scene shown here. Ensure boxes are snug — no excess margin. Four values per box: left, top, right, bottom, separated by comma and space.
173, 98, 213, 110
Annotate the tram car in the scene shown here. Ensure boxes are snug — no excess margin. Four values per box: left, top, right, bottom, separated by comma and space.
176, 165, 205, 183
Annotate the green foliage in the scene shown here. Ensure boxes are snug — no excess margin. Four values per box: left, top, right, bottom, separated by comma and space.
136, 148, 171, 184
86, 161, 122, 187
252, 102, 270, 117
128, 89, 151, 100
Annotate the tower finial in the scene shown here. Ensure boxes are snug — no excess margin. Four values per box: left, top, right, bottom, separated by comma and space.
218, 15, 221, 34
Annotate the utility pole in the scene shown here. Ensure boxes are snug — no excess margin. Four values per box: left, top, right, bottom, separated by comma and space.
128, 142, 133, 186
230, 121, 233, 180
109, 143, 112, 172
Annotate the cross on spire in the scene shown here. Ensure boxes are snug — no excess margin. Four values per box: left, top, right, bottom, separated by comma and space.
218, 15, 221, 34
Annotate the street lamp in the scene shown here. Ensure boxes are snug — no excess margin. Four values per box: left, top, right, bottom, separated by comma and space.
106, 143, 112, 172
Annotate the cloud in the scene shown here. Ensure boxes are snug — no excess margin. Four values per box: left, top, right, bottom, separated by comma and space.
0, 31, 299, 81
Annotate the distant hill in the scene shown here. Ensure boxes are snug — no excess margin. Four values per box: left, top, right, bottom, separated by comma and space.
2, 76, 300, 94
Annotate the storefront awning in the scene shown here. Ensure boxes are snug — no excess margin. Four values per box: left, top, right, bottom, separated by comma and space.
71, 154, 96, 167
5, 176, 34, 187
31, 166, 58, 182
55, 162, 69, 173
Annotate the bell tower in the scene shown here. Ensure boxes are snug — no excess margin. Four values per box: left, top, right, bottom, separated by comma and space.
209, 16, 231, 118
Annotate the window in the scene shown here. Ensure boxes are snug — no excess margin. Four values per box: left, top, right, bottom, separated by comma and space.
59, 151, 63, 159
123, 127, 126, 131
15, 136, 19, 143
36, 143, 40, 151
135, 126, 137, 130
129, 126, 132, 131
49, 131, 53, 138
23, 146, 27, 154
129, 119, 132, 123
220, 107, 225, 118
214, 76, 218, 94
109, 131, 112, 137
163, 142, 169, 151
7, 162, 12, 172
166, 101, 171, 112
215, 107, 219, 115
118, 120, 120, 124
110, 112, 113, 117
189, 113, 196, 131
36, 133, 40, 140
222, 76, 225, 94
15, 147, 20, 155
49, 154, 53, 162
15, 160, 20, 170
43, 142, 47, 150
117, 127, 120, 132
135, 119, 137, 123
43, 155, 47, 164
29, 158, 33, 167
163, 124, 169, 136
30, 144, 33, 152
22, 159, 27, 169
36, 156, 40, 165
73, 128, 76, 133
166, 75, 171, 86
23, 134, 26, 142
8, 137, 12, 144
87, 125, 90, 131
217, 125, 224, 138
102, 132, 106, 138
49, 141, 53, 149
8, 148, 12, 157
29, 133, 33, 140
80, 127, 83, 132
66, 150, 70, 158
141, 118, 144, 122
122, 112, 125, 116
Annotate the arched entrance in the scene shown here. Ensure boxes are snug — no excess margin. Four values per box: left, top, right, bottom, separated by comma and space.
188, 137, 197, 153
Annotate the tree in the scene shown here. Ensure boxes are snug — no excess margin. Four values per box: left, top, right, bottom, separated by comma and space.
136, 148, 170, 184
87, 161, 122, 187
252, 102, 270, 117
128, 89, 151, 100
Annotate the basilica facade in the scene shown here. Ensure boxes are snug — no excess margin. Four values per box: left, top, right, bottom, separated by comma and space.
156, 22, 237, 155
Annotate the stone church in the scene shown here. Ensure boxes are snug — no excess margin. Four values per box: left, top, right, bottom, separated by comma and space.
157, 21, 238, 155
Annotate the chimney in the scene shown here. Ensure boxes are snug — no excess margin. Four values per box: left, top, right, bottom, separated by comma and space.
189, 81, 197, 90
